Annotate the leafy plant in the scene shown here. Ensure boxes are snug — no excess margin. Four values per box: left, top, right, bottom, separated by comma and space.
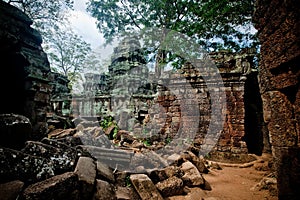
165, 137, 172, 144
142, 139, 151, 146
125, 175, 132, 187
100, 116, 119, 139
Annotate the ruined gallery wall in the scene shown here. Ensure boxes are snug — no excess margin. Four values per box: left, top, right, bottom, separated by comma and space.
155, 50, 260, 159
70, 42, 260, 159
0, 1, 53, 138
253, 0, 300, 198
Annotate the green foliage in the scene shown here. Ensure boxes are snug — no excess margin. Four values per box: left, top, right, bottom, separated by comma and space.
5, 0, 92, 91
87, 0, 258, 74
100, 116, 114, 129
42, 24, 92, 89
142, 138, 151, 146
125, 175, 132, 187
100, 116, 119, 139
112, 126, 119, 139
165, 137, 172, 144
87, 0, 257, 52
5, 0, 74, 26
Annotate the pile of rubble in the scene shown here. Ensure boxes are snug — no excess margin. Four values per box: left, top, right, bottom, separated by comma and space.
0, 114, 215, 200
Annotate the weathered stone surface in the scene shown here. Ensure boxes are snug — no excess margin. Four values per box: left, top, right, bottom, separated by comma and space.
96, 161, 115, 182
166, 153, 183, 166
185, 151, 209, 174
47, 128, 75, 139
253, 1, 300, 198
180, 161, 204, 187
202, 178, 212, 191
115, 186, 133, 200
93, 179, 116, 200
155, 176, 184, 197
272, 146, 300, 199
78, 145, 133, 170
74, 127, 114, 148
74, 156, 96, 200
130, 151, 168, 171
21, 140, 77, 174
149, 166, 183, 184
262, 91, 297, 147
0, 1, 53, 139
114, 171, 130, 187
130, 174, 163, 200
69, 36, 259, 158
0, 147, 54, 183
0, 180, 24, 200
115, 186, 141, 200
21, 172, 79, 200
0, 114, 32, 149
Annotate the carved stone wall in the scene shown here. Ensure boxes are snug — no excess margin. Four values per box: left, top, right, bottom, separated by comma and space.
71, 36, 263, 160
0, 1, 52, 139
253, 0, 300, 199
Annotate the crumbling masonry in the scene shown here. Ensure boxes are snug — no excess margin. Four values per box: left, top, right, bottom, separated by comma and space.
69, 37, 265, 161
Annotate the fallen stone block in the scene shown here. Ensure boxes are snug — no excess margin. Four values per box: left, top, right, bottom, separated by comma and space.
74, 156, 96, 200
0, 147, 54, 183
0, 180, 24, 200
130, 174, 163, 200
166, 153, 183, 166
21, 172, 79, 200
21, 140, 77, 174
148, 166, 183, 184
93, 179, 116, 200
115, 186, 141, 200
130, 151, 168, 171
96, 161, 115, 182
78, 145, 134, 170
181, 161, 204, 187
185, 151, 209, 173
155, 176, 184, 197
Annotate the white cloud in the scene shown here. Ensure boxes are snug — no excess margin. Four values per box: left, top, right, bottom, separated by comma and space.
69, 10, 103, 48
68, 0, 116, 63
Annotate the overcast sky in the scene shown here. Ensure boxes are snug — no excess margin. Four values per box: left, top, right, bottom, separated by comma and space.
68, 0, 115, 61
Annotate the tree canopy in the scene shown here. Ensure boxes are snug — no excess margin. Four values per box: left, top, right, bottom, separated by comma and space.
42, 24, 91, 89
87, 0, 257, 52
5, 0, 74, 28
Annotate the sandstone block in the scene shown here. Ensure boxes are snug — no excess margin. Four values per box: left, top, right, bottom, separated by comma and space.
180, 161, 204, 187
93, 179, 116, 200
96, 161, 115, 182
130, 174, 163, 200
155, 176, 184, 197
74, 156, 96, 199
21, 172, 79, 200
0, 180, 24, 200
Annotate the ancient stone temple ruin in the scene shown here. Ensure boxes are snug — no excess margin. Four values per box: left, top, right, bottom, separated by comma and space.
3, 0, 299, 199
70, 36, 264, 161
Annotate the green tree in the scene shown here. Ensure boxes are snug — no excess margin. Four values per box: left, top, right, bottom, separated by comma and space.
4, 0, 74, 28
5, 0, 93, 90
87, 0, 257, 73
87, 0, 256, 50
43, 24, 92, 90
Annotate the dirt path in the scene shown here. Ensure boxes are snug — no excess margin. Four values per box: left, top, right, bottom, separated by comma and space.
167, 154, 278, 200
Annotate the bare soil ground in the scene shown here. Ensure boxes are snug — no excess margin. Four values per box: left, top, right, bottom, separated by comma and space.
167, 153, 278, 200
